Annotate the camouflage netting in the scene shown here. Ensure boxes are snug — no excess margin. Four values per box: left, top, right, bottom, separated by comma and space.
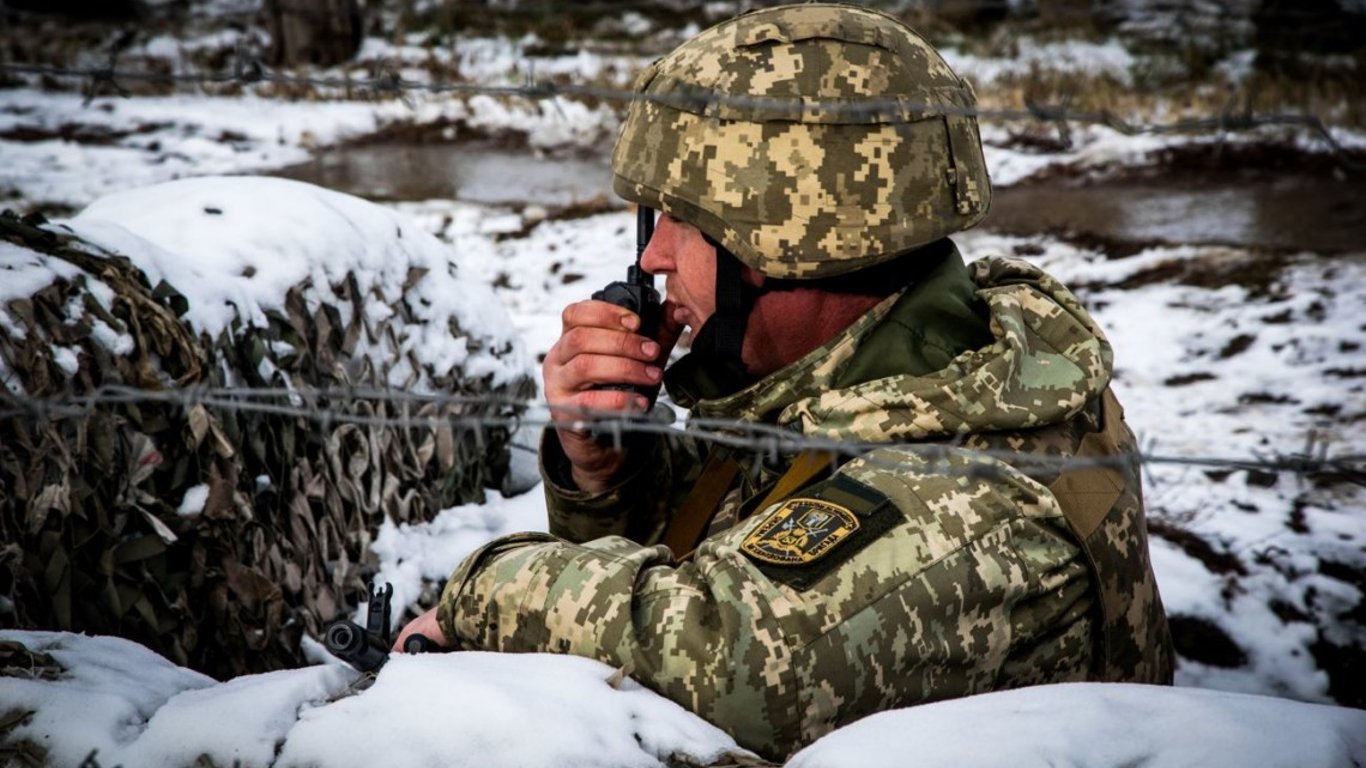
0, 201, 536, 680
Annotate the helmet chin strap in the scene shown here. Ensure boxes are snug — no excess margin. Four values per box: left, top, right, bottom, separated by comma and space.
699, 233, 751, 366
662, 235, 759, 402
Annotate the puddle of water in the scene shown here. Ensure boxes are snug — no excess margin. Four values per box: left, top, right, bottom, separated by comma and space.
985, 172, 1366, 254
275, 142, 614, 208
277, 140, 1365, 254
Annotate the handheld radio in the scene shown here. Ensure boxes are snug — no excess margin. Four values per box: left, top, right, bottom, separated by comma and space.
591, 206, 662, 398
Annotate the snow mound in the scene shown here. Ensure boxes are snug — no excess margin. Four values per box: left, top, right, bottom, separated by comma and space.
788, 682, 1366, 768
6, 630, 1365, 768
67, 174, 531, 390
0, 630, 744, 768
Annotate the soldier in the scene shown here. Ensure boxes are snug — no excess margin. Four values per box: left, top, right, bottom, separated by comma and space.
398, 4, 1173, 759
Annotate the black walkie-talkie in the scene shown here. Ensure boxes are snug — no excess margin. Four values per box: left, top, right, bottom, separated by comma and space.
591, 206, 662, 399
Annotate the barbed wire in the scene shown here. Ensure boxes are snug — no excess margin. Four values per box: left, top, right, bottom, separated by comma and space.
2, 384, 1360, 486
0, 58, 1360, 166
1, 33, 1361, 485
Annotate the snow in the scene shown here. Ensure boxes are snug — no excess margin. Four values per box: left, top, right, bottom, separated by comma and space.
2, 10, 1364, 768
1, 630, 355, 768
0, 630, 742, 768
367, 490, 549, 630
64, 175, 532, 389
0, 87, 615, 212
0, 241, 86, 310
0, 91, 387, 210
943, 37, 1137, 88
277, 652, 740, 768
787, 683, 1366, 768
5, 628, 1363, 767
177, 484, 210, 517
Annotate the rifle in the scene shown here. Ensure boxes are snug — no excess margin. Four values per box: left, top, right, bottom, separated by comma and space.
323, 582, 440, 673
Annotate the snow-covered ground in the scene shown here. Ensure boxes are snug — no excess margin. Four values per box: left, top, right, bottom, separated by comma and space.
1, 8, 1364, 767
5, 627, 1365, 768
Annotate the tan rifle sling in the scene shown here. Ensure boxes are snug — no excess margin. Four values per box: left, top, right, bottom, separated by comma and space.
663, 448, 835, 561
661, 448, 739, 560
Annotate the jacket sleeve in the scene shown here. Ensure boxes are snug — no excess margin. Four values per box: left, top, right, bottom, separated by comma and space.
538, 428, 705, 546
440, 446, 1093, 760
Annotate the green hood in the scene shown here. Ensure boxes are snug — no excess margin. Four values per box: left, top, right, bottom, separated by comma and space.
685, 252, 1114, 442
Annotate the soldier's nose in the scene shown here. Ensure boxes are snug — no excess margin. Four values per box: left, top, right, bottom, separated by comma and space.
640, 240, 672, 275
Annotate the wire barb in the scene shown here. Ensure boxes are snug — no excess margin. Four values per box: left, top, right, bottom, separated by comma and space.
1, 386, 1358, 484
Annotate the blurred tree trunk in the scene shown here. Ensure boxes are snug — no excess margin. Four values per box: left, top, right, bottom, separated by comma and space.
265, 0, 364, 67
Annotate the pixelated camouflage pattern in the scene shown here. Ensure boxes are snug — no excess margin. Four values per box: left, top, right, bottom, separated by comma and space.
440, 253, 1171, 758
0, 211, 533, 679
611, 3, 990, 279
696, 255, 1112, 436
445, 449, 1091, 759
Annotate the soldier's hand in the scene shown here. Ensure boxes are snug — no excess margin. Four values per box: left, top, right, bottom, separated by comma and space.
543, 298, 682, 493
392, 607, 450, 653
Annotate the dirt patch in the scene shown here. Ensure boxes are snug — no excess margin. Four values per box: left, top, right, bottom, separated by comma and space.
1108, 249, 1296, 297
1148, 142, 1366, 177
343, 118, 514, 149
2, 200, 78, 220
1164, 372, 1218, 386
1311, 634, 1366, 708
1243, 469, 1280, 488
1319, 559, 1366, 587
1149, 519, 1247, 576
0, 121, 169, 145
1287, 500, 1311, 534
1324, 367, 1366, 379
1219, 334, 1258, 359
1042, 228, 1168, 260
1268, 598, 1312, 624
1168, 615, 1248, 668
1237, 392, 1297, 405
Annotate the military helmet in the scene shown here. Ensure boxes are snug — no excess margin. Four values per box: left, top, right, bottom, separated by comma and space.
611, 3, 991, 280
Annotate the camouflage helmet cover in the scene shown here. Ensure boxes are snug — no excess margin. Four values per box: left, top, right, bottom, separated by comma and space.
611, 3, 992, 280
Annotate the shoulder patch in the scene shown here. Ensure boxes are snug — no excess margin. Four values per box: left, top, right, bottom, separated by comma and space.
739, 473, 898, 590
741, 497, 860, 565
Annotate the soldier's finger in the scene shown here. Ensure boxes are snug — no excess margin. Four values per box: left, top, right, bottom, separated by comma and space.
562, 353, 662, 391
545, 354, 647, 402
392, 608, 449, 652
552, 325, 660, 365
549, 389, 650, 425
561, 299, 641, 335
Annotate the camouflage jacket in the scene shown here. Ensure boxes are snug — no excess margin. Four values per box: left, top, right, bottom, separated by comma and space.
437, 250, 1173, 759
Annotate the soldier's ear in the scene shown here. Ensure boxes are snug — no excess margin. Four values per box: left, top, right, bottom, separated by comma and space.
740, 265, 766, 288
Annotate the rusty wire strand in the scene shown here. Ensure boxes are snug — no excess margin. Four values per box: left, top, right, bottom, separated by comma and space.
1, 385, 1360, 485
0, 55, 1360, 483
